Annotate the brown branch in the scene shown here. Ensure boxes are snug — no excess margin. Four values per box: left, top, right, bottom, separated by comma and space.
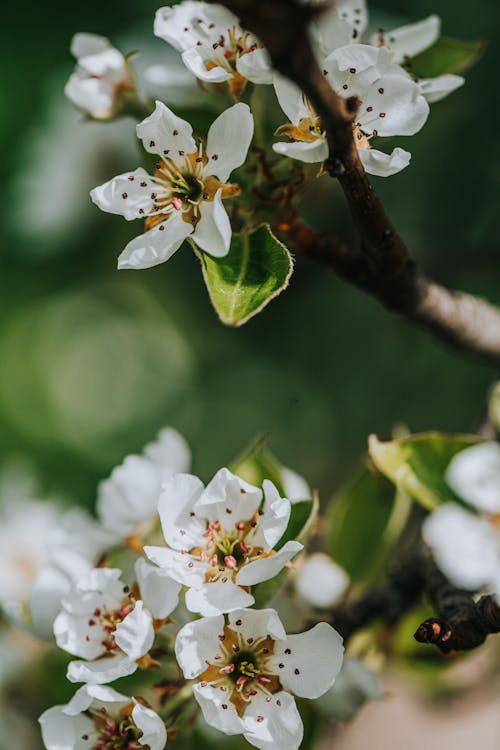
414, 563, 500, 654
212, 0, 500, 364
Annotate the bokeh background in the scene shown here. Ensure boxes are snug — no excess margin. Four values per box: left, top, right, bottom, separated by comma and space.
1, 0, 500, 747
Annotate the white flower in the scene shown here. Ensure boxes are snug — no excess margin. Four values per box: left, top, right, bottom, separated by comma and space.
273, 45, 428, 176
314, 2, 464, 103
295, 553, 349, 609
39, 684, 166, 750
145, 469, 303, 616
65, 33, 135, 119
422, 443, 500, 594
175, 607, 344, 750
54, 561, 180, 684
91, 101, 253, 269
97, 427, 191, 541
154, 1, 273, 100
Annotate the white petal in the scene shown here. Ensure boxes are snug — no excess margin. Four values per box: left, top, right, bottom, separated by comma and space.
132, 702, 167, 750
206, 103, 254, 183
192, 682, 243, 735
136, 100, 196, 157
446, 443, 500, 514
314, 16, 356, 59
359, 73, 429, 136
254, 480, 291, 550
117, 216, 193, 270
272, 139, 328, 164
29, 565, 73, 639
182, 48, 232, 84
358, 146, 411, 177
144, 426, 191, 475
144, 546, 206, 588
90, 168, 156, 221
67, 654, 138, 685
227, 608, 287, 642
39, 706, 93, 750
418, 74, 464, 103
157, 473, 206, 551
114, 601, 154, 661
280, 467, 311, 503
379, 15, 441, 64
54, 611, 105, 660
154, 2, 238, 52
273, 75, 309, 124
185, 579, 255, 616
192, 191, 231, 257
270, 623, 344, 698
195, 468, 262, 532
236, 49, 273, 85
422, 503, 500, 590
65, 74, 115, 120
71, 32, 111, 59
175, 614, 225, 679
242, 691, 303, 750
64, 684, 129, 715
135, 557, 181, 619
295, 553, 349, 609
236, 541, 303, 587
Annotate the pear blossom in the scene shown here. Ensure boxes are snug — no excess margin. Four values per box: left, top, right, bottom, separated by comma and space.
175, 607, 344, 750
97, 427, 191, 543
422, 442, 500, 594
39, 684, 167, 750
145, 469, 303, 616
295, 553, 349, 609
273, 45, 428, 176
65, 33, 136, 120
154, 1, 272, 100
54, 560, 181, 684
313, 2, 464, 103
91, 101, 253, 269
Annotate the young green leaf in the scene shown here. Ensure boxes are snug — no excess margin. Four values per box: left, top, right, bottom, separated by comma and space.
196, 224, 293, 326
327, 461, 410, 583
368, 432, 480, 510
408, 37, 484, 78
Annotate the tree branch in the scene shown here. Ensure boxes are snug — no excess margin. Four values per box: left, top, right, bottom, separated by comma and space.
414, 563, 500, 653
213, 0, 500, 364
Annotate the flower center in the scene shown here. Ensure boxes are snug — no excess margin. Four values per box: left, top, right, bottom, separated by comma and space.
85, 707, 144, 750
87, 588, 136, 653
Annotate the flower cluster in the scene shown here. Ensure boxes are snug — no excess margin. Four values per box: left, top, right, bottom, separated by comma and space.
31, 427, 346, 750
63, 0, 467, 272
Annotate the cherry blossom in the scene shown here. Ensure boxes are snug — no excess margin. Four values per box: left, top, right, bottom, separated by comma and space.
175, 607, 344, 750
145, 469, 303, 616
54, 560, 180, 684
39, 684, 166, 750
91, 101, 253, 269
154, 1, 272, 100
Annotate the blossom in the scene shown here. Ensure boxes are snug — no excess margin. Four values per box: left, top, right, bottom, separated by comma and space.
39, 684, 166, 750
313, 3, 464, 103
97, 427, 191, 542
175, 607, 344, 750
54, 560, 180, 684
295, 553, 349, 609
154, 1, 272, 100
145, 468, 303, 616
91, 101, 253, 269
422, 442, 500, 594
273, 45, 428, 176
65, 33, 135, 120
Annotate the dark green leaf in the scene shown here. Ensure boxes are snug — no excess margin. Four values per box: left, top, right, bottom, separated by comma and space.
197, 224, 293, 326
408, 37, 484, 78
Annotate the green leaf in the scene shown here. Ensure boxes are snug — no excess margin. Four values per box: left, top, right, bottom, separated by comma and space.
196, 224, 293, 326
327, 461, 410, 583
408, 37, 484, 78
229, 435, 287, 495
368, 432, 480, 510
252, 493, 319, 608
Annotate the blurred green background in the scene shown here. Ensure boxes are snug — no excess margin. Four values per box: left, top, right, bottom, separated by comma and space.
1, 0, 499, 512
